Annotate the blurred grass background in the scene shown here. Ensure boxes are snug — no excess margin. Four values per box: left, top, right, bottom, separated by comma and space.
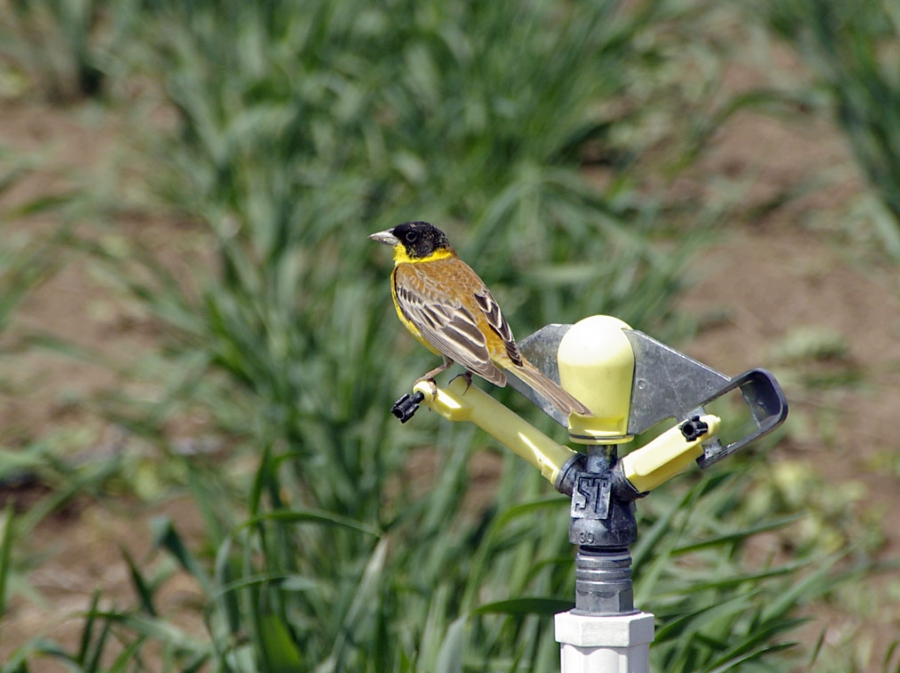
0, 0, 898, 671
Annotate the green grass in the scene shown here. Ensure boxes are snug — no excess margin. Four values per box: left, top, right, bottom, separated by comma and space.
0, 0, 891, 671
0, 0, 133, 100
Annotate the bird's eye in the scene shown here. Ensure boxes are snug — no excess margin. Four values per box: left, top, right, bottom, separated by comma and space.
405, 231, 418, 243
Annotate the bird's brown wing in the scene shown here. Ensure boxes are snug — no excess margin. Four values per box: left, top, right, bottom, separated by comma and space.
393, 263, 507, 386
472, 288, 522, 365
470, 279, 593, 417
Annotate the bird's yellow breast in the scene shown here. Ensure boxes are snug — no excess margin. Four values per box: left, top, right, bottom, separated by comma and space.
390, 265, 441, 355
389, 245, 456, 356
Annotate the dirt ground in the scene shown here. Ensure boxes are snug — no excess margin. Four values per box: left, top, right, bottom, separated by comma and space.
1, 50, 899, 673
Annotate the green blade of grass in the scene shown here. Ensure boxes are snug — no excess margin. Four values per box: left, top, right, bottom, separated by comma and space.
120, 547, 157, 617
434, 616, 466, 673
150, 516, 212, 594
471, 596, 573, 616
257, 612, 304, 673
0, 502, 14, 618
238, 509, 381, 538
76, 591, 102, 667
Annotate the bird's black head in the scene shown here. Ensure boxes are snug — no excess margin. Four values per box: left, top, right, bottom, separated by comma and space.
391, 221, 452, 260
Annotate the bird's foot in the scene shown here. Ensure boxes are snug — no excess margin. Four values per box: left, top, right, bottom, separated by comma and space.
449, 371, 473, 393
412, 375, 440, 398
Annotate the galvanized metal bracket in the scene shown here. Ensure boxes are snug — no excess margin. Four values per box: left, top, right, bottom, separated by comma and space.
517, 325, 788, 466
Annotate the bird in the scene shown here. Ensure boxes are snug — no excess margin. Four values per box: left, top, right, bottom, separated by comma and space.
369, 221, 592, 417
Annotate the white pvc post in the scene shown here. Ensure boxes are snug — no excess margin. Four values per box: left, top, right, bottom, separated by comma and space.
555, 610, 655, 673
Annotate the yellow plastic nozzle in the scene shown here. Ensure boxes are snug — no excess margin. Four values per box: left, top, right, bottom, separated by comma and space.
413, 378, 578, 485
558, 315, 635, 445
621, 414, 721, 493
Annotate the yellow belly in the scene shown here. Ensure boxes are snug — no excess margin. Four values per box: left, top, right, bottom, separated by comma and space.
391, 267, 441, 355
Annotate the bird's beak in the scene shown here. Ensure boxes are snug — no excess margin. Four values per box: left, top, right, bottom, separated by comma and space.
368, 229, 400, 246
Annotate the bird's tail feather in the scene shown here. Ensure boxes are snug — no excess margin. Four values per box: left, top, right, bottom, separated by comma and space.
510, 360, 593, 417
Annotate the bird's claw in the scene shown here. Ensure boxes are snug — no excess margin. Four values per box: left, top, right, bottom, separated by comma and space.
449, 371, 473, 392
391, 391, 426, 423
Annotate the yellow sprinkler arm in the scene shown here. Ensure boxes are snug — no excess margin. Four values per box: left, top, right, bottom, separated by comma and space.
412, 378, 720, 495
413, 377, 578, 485
619, 414, 720, 493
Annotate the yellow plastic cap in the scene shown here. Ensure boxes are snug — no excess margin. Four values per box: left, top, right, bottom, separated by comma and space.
558, 315, 635, 444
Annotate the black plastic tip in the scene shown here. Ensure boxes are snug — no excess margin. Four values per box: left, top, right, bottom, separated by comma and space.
680, 415, 709, 441
391, 391, 425, 423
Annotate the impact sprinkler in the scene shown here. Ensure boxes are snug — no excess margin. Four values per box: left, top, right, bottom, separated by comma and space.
391, 315, 788, 673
